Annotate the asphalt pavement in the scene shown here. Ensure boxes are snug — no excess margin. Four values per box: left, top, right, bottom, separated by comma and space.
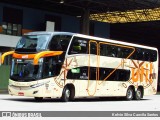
0, 94, 159, 111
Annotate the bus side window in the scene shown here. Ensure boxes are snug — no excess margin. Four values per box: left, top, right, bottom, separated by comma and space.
43, 57, 53, 78
100, 44, 109, 56
117, 47, 122, 58
122, 48, 131, 58
106, 45, 112, 57
90, 42, 97, 55
99, 68, 130, 81
49, 36, 63, 51
80, 68, 88, 80
100, 44, 105, 56
132, 48, 142, 60
69, 37, 88, 54
99, 68, 116, 81
118, 70, 130, 81
43, 56, 62, 78
72, 41, 81, 53
143, 51, 150, 61
137, 49, 143, 60
89, 67, 96, 80
67, 68, 80, 79
99, 68, 104, 80
107, 69, 117, 81
49, 35, 71, 51
150, 50, 157, 62
107, 45, 117, 57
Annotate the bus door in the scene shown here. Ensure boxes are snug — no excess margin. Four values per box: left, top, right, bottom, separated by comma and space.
87, 40, 99, 96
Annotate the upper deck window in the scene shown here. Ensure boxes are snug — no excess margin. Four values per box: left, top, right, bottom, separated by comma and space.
48, 35, 72, 51
68, 37, 88, 54
15, 34, 51, 53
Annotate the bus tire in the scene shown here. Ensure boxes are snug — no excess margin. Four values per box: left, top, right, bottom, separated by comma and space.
34, 97, 43, 102
61, 87, 71, 102
134, 88, 143, 100
125, 87, 134, 101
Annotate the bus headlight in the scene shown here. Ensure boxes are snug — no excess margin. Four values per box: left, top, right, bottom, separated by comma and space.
30, 81, 50, 88
30, 83, 45, 88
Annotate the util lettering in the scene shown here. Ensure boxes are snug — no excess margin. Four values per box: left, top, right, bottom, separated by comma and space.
131, 62, 156, 83
22, 55, 28, 58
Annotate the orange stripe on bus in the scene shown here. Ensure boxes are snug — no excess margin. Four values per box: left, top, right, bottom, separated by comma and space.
1, 51, 14, 64
13, 53, 36, 59
33, 51, 63, 65
12, 51, 63, 65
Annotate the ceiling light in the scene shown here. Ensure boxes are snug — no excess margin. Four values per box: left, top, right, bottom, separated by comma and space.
76, 16, 81, 18
90, 7, 160, 23
60, 0, 64, 4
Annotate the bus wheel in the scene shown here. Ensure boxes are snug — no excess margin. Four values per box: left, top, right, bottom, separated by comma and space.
61, 87, 71, 102
134, 88, 143, 100
34, 97, 43, 102
126, 87, 134, 101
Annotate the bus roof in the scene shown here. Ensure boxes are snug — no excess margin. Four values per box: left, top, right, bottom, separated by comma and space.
74, 33, 158, 51
24, 31, 158, 51
24, 31, 75, 36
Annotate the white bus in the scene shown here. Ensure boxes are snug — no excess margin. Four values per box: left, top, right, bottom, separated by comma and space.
1, 32, 158, 102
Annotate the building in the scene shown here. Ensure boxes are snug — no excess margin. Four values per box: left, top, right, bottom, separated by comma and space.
0, 2, 110, 90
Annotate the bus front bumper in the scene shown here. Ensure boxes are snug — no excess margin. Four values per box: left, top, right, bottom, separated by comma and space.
8, 84, 46, 97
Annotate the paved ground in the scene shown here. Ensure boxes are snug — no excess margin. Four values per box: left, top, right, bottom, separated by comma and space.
0, 94, 159, 111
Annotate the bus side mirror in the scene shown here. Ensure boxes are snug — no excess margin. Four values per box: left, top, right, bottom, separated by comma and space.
33, 51, 63, 65
0, 51, 14, 64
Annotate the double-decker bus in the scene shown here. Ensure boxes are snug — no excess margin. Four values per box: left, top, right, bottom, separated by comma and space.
1, 32, 158, 102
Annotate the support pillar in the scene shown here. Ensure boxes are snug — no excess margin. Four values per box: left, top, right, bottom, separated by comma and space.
82, 9, 90, 35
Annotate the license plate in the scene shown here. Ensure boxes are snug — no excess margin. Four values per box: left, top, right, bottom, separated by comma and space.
18, 92, 24, 96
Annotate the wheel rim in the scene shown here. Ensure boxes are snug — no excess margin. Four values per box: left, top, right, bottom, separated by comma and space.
127, 89, 133, 99
65, 89, 70, 99
137, 90, 141, 99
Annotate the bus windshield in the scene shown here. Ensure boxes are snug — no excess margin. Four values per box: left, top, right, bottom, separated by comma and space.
10, 59, 43, 81
10, 54, 65, 82
49, 35, 72, 51
15, 34, 51, 52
